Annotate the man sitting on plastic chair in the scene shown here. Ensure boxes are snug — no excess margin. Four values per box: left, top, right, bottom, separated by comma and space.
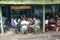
33, 18, 40, 33
11, 18, 18, 33
20, 18, 29, 34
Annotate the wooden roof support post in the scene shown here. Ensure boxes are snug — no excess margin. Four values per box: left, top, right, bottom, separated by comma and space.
43, 4, 45, 32
0, 6, 4, 34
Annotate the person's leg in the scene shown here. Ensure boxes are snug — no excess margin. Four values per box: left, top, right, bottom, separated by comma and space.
29, 27, 32, 33
17, 24, 21, 32
52, 26, 56, 31
15, 27, 20, 34
56, 27, 59, 32
48, 25, 52, 31
45, 24, 49, 31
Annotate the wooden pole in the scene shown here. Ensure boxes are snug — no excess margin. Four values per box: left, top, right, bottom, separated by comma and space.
0, 6, 4, 34
43, 5, 45, 32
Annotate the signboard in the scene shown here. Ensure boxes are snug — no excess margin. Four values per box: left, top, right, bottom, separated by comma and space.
11, 6, 31, 9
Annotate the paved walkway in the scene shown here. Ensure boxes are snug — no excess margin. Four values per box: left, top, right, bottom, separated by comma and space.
0, 31, 60, 40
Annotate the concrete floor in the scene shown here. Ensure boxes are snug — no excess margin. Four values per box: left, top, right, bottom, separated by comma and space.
0, 31, 60, 40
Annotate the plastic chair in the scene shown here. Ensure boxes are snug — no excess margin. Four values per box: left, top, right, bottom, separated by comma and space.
20, 26, 28, 34
56, 27, 60, 32
34, 25, 40, 33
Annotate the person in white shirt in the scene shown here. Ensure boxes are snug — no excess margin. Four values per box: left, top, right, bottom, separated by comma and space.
45, 16, 49, 31
21, 19, 29, 28
18, 18, 21, 23
20, 18, 29, 33
33, 18, 40, 33
45, 16, 49, 25
45, 19, 48, 25
33, 18, 40, 30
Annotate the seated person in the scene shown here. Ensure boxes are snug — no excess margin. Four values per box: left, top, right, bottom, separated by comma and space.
28, 18, 35, 33
56, 16, 60, 31
33, 18, 40, 30
45, 19, 49, 31
20, 18, 29, 33
45, 16, 49, 31
11, 18, 19, 33
48, 18, 56, 31
29, 23, 35, 33
33, 18, 40, 33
